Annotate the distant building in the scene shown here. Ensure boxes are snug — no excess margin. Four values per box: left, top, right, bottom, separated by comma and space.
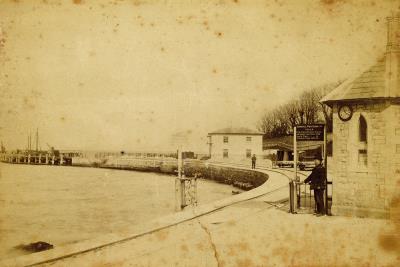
263, 135, 332, 161
207, 127, 263, 162
321, 14, 400, 218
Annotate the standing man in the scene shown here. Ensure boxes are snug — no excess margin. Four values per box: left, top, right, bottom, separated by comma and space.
251, 154, 257, 169
304, 154, 326, 216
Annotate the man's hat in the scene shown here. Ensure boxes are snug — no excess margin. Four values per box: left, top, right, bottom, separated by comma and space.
314, 154, 323, 161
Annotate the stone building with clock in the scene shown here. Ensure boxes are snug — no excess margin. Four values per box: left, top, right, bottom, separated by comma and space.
321, 13, 400, 218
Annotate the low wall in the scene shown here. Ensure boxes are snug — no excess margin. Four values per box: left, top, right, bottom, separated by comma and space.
77, 157, 269, 191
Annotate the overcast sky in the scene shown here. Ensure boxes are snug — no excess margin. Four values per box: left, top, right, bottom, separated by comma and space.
0, 0, 398, 152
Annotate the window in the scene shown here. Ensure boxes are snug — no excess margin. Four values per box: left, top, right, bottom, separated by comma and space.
359, 115, 367, 143
246, 149, 251, 158
358, 149, 367, 166
357, 115, 368, 167
223, 136, 229, 143
246, 136, 252, 142
223, 149, 229, 158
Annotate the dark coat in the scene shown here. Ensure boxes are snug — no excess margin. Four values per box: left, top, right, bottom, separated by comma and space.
304, 164, 326, 190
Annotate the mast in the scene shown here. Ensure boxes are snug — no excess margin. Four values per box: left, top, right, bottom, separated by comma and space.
36, 128, 39, 152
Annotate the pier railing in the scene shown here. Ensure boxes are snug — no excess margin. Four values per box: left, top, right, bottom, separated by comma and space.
0, 152, 72, 165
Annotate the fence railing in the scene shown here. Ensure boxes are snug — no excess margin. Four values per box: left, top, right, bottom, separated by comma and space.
289, 180, 332, 215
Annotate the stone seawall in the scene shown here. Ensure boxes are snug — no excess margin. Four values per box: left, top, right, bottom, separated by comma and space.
73, 157, 268, 191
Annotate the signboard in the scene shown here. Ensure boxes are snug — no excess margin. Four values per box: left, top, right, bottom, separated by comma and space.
296, 124, 324, 141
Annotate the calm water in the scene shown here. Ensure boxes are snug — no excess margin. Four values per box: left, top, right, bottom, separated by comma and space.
0, 162, 235, 259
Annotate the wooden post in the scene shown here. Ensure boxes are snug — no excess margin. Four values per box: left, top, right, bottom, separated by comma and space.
293, 126, 298, 213
294, 126, 298, 181
175, 149, 182, 211
323, 125, 328, 215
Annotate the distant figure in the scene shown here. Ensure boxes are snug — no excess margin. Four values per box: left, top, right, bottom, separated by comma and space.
271, 153, 277, 168
304, 155, 326, 216
251, 154, 257, 169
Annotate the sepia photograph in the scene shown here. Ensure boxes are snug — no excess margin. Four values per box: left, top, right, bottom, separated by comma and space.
0, 0, 399, 266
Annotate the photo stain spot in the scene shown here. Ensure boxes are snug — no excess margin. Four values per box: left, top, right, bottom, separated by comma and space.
378, 234, 400, 252
73, 0, 82, 4
133, 0, 142, 6
237, 242, 250, 251
181, 244, 188, 252
155, 230, 169, 241
227, 220, 236, 227
236, 258, 253, 267
196, 242, 205, 250
321, 0, 337, 4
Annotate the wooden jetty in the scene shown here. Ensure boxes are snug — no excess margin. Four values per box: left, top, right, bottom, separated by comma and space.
0, 151, 75, 166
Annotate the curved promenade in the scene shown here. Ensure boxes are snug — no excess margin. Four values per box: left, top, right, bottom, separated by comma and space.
1, 164, 395, 266
0, 164, 292, 267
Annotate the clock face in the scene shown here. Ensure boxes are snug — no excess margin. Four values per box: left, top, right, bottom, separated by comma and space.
338, 105, 353, 121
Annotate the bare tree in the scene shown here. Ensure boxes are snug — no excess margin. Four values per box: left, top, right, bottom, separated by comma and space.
257, 81, 343, 137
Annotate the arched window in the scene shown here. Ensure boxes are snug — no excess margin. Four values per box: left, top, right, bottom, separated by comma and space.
359, 115, 367, 143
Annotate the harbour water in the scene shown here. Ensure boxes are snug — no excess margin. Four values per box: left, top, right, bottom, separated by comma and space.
0, 162, 236, 259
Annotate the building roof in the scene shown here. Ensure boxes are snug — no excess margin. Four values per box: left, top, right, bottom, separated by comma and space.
208, 127, 264, 135
321, 56, 387, 106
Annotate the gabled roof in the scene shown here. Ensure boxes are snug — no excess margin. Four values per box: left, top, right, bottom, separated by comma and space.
208, 127, 263, 135
321, 56, 387, 105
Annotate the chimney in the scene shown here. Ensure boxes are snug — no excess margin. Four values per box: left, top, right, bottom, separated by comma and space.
385, 13, 400, 97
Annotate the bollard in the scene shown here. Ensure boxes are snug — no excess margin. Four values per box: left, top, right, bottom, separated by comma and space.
289, 181, 298, 214
175, 177, 182, 211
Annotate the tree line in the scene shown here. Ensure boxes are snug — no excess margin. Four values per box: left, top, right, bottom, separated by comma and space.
257, 81, 342, 138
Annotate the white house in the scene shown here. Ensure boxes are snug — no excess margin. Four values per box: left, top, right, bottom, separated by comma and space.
207, 127, 263, 163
